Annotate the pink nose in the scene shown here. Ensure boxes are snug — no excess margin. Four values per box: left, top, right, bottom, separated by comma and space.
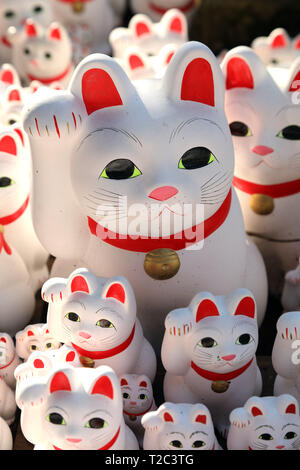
221, 354, 236, 361
252, 145, 274, 156
66, 438, 82, 443
79, 332, 91, 339
148, 186, 178, 201
130, 401, 137, 405
276, 445, 285, 449
30, 59, 39, 67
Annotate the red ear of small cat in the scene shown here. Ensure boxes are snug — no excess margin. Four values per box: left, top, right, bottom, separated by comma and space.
169, 15, 184, 34
70, 275, 90, 294
234, 297, 256, 319
120, 378, 128, 386
25, 19, 38, 37
163, 412, 174, 422
0, 337, 6, 343
270, 32, 288, 49
196, 299, 219, 323
14, 128, 25, 147
286, 404, 296, 414
48, 25, 62, 41
225, 57, 254, 90
195, 414, 207, 424
251, 406, 263, 417
293, 37, 300, 50
27, 331, 34, 337
91, 376, 114, 399
50, 372, 72, 394
181, 58, 215, 107
128, 54, 145, 71
7, 88, 21, 102
133, 20, 152, 38
81, 68, 123, 116
105, 283, 126, 304
0, 69, 14, 85
287, 62, 300, 93
0, 135, 18, 156
139, 381, 147, 388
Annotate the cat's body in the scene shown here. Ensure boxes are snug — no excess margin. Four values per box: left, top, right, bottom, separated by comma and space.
129, 0, 197, 22
16, 323, 61, 361
227, 395, 300, 450
162, 289, 262, 437
142, 402, 222, 450
221, 48, 300, 294
16, 365, 139, 450
22, 42, 267, 349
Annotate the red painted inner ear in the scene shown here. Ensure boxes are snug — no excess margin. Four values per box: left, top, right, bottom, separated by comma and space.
226, 57, 254, 90
106, 283, 125, 304
286, 404, 296, 414
120, 378, 128, 386
135, 21, 151, 37
251, 406, 263, 417
14, 128, 24, 147
0, 338, 6, 343
82, 68, 123, 116
166, 52, 175, 65
129, 54, 144, 70
50, 372, 72, 394
26, 21, 38, 37
0, 136, 17, 156
294, 39, 300, 49
70, 275, 89, 294
27, 331, 34, 337
235, 297, 256, 319
33, 359, 44, 369
164, 412, 173, 422
181, 58, 215, 107
289, 71, 300, 92
91, 376, 114, 399
66, 351, 75, 362
195, 414, 207, 424
8, 89, 21, 102
0, 70, 14, 85
271, 34, 287, 48
139, 381, 147, 388
196, 299, 219, 323
170, 17, 183, 33
49, 27, 62, 41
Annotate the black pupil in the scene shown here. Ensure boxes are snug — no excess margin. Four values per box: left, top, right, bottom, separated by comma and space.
123, 393, 129, 399
285, 432, 296, 439
201, 337, 215, 348
181, 147, 213, 169
0, 177, 11, 187
8, 119, 16, 125
49, 413, 64, 425
5, 10, 15, 18
67, 312, 79, 322
271, 58, 279, 65
34, 5, 43, 13
260, 433, 273, 440
24, 48, 30, 55
229, 121, 249, 137
280, 126, 300, 140
193, 440, 205, 448
46, 343, 52, 348
31, 345, 37, 350
238, 333, 251, 345
171, 440, 182, 448
99, 319, 111, 328
104, 159, 135, 180
139, 394, 146, 400
45, 52, 52, 59
88, 418, 105, 429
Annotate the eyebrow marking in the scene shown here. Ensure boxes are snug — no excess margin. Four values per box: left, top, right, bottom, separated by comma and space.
169, 117, 226, 143
255, 425, 275, 431
77, 127, 142, 151
190, 431, 208, 438
169, 432, 185, 438
282, 423, 300, 429
69, 300, 86, 310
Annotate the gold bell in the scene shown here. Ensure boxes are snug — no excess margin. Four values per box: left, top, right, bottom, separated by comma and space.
211, 381, 230, 393
144, 248, 180, 280
249, 193, 274, 215
79, 356, 95, 368
72, 1, 85, 13
0, 225, 4, 234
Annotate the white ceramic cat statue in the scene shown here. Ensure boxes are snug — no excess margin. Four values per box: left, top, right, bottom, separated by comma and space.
0, 0, 53, 63
109, 8, 187, 58
50, 0, 114, 55
0, 416, 12, 449
221, 47, 300, 294
281, 257, 300, 312
162, 288, 262, 437
0, 333, 21, 389
272, 311, 300, 403
21, 41, 268, 349
16, 324, 62, 361
129, 0, 197, 22
8, 19, 73, 87
252, 28, 300, 67
17, 364, 139, 450
42, 268, 157, 380
227, 394, 300, 450
142, 402, 221, 450
120, 374, 156, 444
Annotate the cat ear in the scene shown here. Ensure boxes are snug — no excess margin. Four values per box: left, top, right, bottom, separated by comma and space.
158, 403, 177, 423
49, 371, 72, 394
102, 276, 135, 311
125, 49, 147, 72
129, 14, 153, 38
189, 292, 220, 323
120, 377, 128, 386
293, 35, 300, 50
137, 375, 151, 389
226, 288, 256, 320
157, 44, 178, 68
277, 394, 299, 416
89, 368, 119, 400
161, 9, 187, 37
25, 19, 38, 37
27, 330, 34, 337
163, 41, 224, 108
48, 23, 64, 41
0, 133, 18, 157
69, 53, 137, 116
251, 406, 263, 417
0, 64, 20, 86
0, 337, 6, 343
284, 57, 300, 93
269, 28, 290, 49
5, 86, 22, 103
191, 405, 212, 425
67, 268, 98, 296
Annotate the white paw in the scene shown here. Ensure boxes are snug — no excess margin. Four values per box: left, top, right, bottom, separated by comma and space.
229, 408, 251, 429
165, 309, 193, 336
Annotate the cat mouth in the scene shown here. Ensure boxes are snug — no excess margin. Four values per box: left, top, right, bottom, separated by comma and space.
152, 205, 184, 220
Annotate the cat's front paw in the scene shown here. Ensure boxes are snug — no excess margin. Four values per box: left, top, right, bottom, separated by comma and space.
229, 408, 251, 429
165, 309, 193, 337
41, 279, 66, 304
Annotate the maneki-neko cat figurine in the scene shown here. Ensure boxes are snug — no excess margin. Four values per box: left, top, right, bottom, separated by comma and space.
252, 28, 300, 68
221, 47, 300, 293
162, 289, 261, 437
22, 41, 267, 348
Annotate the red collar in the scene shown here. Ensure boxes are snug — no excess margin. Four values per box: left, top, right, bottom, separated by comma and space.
233, 176, 300, 199
123, 400, 153, 417
149, 0, 195, 14
0, 196, 29, 255
88, 189, 232, 253
53, 426, 120, 450
71, 324, 136, 360
0, 353, 15, 370
191, 359, 253, 382
1, 36, 11, 48
27, 64, 72, 85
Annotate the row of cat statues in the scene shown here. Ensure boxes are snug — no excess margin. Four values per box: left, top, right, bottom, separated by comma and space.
0, 0, 299, 451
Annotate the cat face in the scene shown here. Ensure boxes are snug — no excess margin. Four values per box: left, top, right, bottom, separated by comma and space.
120, 374, 153, 415
252, 28, 300, 67
0, 334, 15, 367
222, 47, 300, 185
16, 324, 61, 361
42, 268, 137, 350
18, 365, 123, 450
130, 0, 197, 20
70, 42, 233, 239
184, 289, 258, 373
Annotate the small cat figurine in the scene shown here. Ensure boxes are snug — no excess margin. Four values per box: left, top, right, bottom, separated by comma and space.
120, 374, 156, 445
272, 311, 300, 403
0, 333, 21, 389
16, 364, 139, 450
109, 8, 187, 59
227, 395, 300, 450
221, 47, 300, 294
42, 268, 157, 381
8, 19, 73, 88
142, 402, 222, 450
252, 28, 300, 67
0, 0, 53, 63
129, 0, 197, 22
162, 288, 262, 437
16, 324, 62, 361
281, 257, 300, 312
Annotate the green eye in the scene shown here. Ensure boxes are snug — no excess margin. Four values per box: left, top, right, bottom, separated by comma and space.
138, 394, 147, 400
229, 121, 252, 137
170, 440, 183, 448
236, 334, 253, 345
198, 337, 218, 348
4, 10, 15, 19
29, 345, 37, 351
259, 433, 273, 441
0, 177, 14, 187
85, 418, 107, 429
192, 440, 206, 448
46, 413, 66, 425
178, 147, 216, 170
96, 319, 114, 328
46, 343, 52, 349
122, 392, 130, 399
65, 312, 80, 322
277, 126, 300, 140
285, 432, 297, 439
100, 159, 142, 180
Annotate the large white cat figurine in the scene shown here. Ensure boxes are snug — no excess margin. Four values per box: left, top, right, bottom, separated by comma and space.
162, 288, 262, 437
142, 402, 222, 450
16, 364, 139, 450
227, 395, 300, 450
221, 47, 300, 294
21, 41, 268, 348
